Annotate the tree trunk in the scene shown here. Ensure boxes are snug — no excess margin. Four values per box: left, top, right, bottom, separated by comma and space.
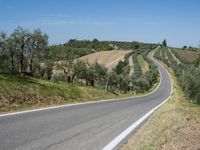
72, 72, 77, 84
105, 74, 109, 91
20, 54, 23, 73
11, 51, 14, 73
90, 79, 94, 86
29, 58, 33, 74
20, 44, 24, 73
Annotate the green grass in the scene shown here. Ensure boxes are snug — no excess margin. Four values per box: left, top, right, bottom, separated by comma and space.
0, 74, 117, 113
0, 73, 160, 113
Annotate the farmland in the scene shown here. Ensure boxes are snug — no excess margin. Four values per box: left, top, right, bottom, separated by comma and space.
171, 48, 200, 63
137, 55, 149, 75
77, 50, 132, 70
154, 47, 200, 104
123, 46, 200, 150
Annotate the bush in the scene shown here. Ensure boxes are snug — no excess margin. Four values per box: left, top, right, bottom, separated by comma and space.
135, 77, 150, 92
53, 72, 65, 82
114, 61, 128, 74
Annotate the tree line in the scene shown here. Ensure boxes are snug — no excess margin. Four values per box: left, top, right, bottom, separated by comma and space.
0, 27, 48, 77
64, 39, 114, 51
0, 27, 115, 79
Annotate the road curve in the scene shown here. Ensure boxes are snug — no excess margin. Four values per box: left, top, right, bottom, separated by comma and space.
0, 48, 172, 150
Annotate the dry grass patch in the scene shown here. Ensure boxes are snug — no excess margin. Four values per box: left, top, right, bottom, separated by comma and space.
78, 50, 132, 70
168, 48, 181, 64
128, 55, 134, 76
173, 49, 199, 63
162, 123, 200, 150
137, 55, 149, 75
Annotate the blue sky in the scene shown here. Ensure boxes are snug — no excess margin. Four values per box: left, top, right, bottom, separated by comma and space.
0, 0, 200, 47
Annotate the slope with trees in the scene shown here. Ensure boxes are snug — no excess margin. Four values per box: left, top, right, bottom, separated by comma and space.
154, 47, 200, 104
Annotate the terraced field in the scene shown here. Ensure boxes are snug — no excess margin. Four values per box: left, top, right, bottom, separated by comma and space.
137, 55, 149, 75
172, 49, 199, 63
168, 48, 181, 64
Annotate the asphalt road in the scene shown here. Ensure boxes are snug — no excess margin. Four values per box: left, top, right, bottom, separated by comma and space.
0, 49, 172, 150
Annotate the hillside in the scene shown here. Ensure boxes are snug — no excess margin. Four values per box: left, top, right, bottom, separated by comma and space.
171, 48, 199, 63
0, 74, 117, 113
77, 50, 132, 70
0, 26, 160, 112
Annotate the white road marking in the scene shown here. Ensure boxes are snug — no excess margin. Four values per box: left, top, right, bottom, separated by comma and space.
102, 94, 171, 150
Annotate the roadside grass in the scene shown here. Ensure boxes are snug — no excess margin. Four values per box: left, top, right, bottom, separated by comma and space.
137, 55, 149, 75
122, 63, 200, 150
0, 73, 159, 113
0, 74, 117, 113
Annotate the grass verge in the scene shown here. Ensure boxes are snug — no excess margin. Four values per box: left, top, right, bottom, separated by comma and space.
0, 73, 159, 114
0, 74, 118, 113
122, 63, 200, 150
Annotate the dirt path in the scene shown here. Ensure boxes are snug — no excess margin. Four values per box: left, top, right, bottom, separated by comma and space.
165, 50, 171, 64
137, 55, 149, 75
128, 55, 134, 76
168, 48, 181, 64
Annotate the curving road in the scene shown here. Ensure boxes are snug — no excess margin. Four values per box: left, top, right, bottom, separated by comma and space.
0, 48, 172, 150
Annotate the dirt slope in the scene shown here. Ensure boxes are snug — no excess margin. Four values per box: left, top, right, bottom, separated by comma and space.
78, 50, 132, 70
128, 56, 134, 76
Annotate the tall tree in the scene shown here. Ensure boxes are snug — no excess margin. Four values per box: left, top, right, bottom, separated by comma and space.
28, 29, 48, 74
0, 32, 9, 72
162, 39, 167, 47
7, 37, 18, 73
11, 27, 28, 73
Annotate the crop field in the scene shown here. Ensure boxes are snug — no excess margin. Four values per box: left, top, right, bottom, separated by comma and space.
172, 49, 199, 63
77, 50, 132, 70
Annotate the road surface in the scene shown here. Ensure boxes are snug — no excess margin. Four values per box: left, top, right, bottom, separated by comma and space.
0, 48, 172, 150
